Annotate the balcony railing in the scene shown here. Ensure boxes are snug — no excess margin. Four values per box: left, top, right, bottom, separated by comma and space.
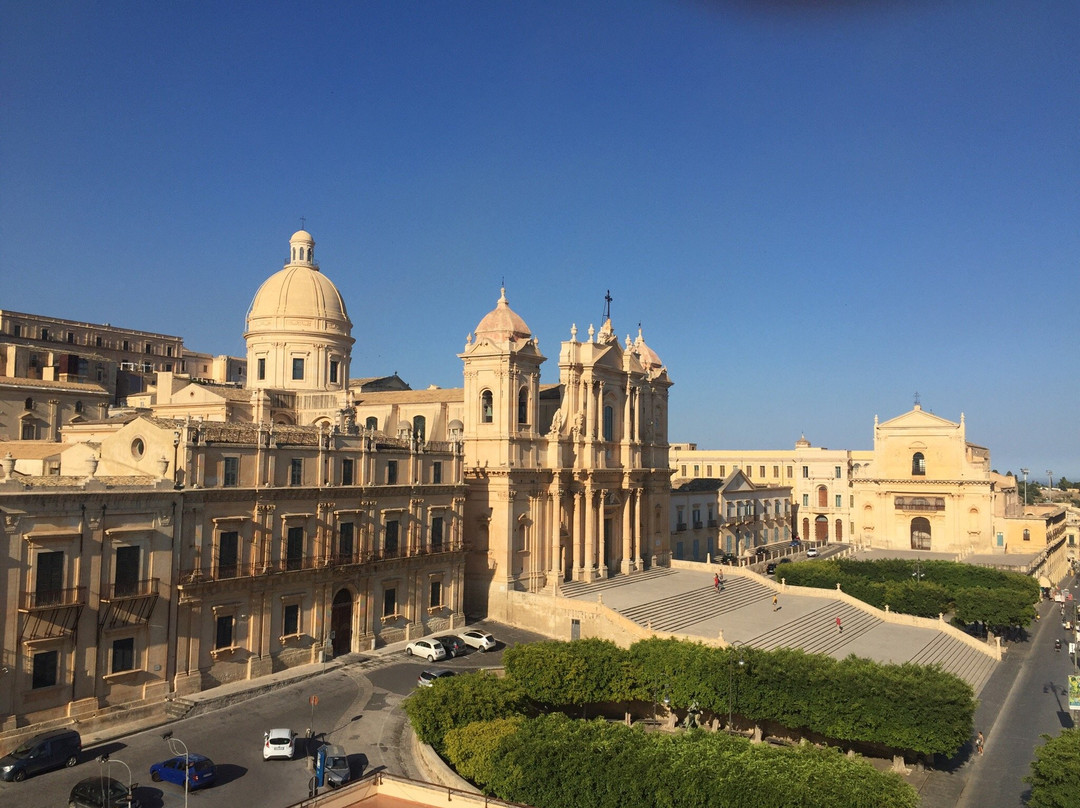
676, 523, 687, 532
101, 578, 159, 600
21, 586, 86, 611
707, 519, 718, 528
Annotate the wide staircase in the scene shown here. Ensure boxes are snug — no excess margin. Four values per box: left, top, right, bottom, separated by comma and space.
561, 570, 997, 693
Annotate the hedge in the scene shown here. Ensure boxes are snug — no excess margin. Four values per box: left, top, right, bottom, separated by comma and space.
445, 713, 919, 808
506, 637, 974, 757
780, 558, 1038, 627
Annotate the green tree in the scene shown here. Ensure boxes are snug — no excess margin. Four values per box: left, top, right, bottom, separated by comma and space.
403, 671, 531, 753
1025, 728, 1080, 808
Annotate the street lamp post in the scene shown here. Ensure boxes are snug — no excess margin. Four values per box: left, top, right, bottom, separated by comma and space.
98, 754, 133, 808
162, 731, 189, 808
727, 641, 746, 729
1021, 468, 1029, 507
1048, 470, 1054, 499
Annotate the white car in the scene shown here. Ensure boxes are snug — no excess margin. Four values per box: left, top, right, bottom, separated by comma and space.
405, 638, 446, 662
263, 728, 298, 761
806, 547, 819, 558
459, 629, 496, 652
417, 669, 456, 688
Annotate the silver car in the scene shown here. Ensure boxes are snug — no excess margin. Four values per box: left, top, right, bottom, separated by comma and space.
320, 744, 350, 788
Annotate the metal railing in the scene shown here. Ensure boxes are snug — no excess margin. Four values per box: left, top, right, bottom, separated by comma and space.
21, 586, 86, 610
101, 578, 159, 600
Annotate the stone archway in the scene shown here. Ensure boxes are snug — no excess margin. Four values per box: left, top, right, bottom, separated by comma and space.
910, 517, 931, 550
331, 588, 353, 656
814, 515, 828, 543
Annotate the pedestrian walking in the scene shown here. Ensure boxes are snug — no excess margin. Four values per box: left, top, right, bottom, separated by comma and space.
772, 594, 779, 611
836, 616, 843, 633
713, 572, 720, 593
975, 731, 984, 755
718, 569, 725, 591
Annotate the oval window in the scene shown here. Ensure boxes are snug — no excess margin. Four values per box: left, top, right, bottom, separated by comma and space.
131, 438, 145, 458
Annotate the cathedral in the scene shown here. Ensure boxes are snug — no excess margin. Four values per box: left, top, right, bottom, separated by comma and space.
0, 229, 673, 730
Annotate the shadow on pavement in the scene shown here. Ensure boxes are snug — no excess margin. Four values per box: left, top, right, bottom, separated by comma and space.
212, 763, 248, 786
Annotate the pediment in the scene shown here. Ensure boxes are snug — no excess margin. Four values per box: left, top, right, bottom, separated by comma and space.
878, 406, 958, 431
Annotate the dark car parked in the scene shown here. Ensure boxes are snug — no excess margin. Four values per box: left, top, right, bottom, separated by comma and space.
69, 775, 139, 808
0, 728, 82, 782
765, 558, 792, 575
434, 635, 467, 658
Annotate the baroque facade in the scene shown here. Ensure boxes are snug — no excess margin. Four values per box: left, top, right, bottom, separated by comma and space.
0, 229, 673, 730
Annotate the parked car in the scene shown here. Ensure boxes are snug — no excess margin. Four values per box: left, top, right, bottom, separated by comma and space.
0, 728, 81, 782
765, 558, 792, 575
417, 669, 456, 688
716, 553, 738, 565
459, 629, 496, 652
318, 744, 351, 788
405, 638, 447, 662
150, 753, 215, 790
69, 776, 139, 808
263, 728, 299, 761
435, 635, 467, 658
806, 547, 819, 558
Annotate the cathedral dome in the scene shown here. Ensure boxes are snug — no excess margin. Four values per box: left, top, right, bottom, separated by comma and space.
474, 288, 531, 342
247, 230, 351, 326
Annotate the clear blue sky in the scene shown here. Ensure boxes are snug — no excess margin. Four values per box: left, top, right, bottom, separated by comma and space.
2, 1, 1077, 480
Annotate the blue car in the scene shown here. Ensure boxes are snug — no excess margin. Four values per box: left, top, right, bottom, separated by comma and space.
149, 754, 216, 790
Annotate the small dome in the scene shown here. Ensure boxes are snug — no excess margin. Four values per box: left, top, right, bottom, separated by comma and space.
291, 229, 314, 244
633, 327, 663, 370
474, 287, 531, 342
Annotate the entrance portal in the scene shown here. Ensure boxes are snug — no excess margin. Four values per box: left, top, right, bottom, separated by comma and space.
331, 588, 353, 657
910, 517, 931, 550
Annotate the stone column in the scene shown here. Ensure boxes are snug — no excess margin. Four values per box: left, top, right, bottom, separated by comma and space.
621, 490, 634, 574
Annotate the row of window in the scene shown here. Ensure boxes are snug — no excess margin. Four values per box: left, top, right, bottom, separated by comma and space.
212, 518, 447, 575
211, 580, 444, 653
11, 323, 178, 355
220, 457, 443, 487
680, 463, 847, 480
254, 356, 340, 384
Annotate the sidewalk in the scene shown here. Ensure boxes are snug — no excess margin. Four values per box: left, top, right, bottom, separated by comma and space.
79, 641, 412, 752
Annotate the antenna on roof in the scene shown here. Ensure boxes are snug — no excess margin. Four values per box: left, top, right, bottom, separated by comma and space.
300, 216, 306, 230
603, 289, 613, 321
914, 391, 921, 407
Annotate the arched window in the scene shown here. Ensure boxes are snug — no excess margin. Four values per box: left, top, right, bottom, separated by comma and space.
817, 485, 828, 507
602, 405, 614, 441
74, 401, 83, 413
1023, 529, 1031, 542
518, 387, 528, 425
413, 415, 426, 440
481, 390, 493, 423
291, 247, 296, 261
24, 397, 33, 410
912, 452, 926, 476
365, 416, 378, 431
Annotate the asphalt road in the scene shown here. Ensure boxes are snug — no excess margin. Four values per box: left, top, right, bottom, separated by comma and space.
958, 581, 1079, 808
0, 622, 547, 808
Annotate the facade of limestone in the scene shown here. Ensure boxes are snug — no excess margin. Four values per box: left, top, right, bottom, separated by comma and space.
0, 228, 674, 730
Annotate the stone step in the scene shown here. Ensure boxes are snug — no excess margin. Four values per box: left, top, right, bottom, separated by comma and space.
165, 697, 195, 721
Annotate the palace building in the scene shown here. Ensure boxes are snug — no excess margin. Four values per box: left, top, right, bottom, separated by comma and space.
0, 229, 674, 730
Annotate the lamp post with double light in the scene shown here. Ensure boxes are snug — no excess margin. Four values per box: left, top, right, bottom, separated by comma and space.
728, 640, 746, 729
1021, 468, 1029, 507
98, 754, 134, 808
161, 731, 189, 808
